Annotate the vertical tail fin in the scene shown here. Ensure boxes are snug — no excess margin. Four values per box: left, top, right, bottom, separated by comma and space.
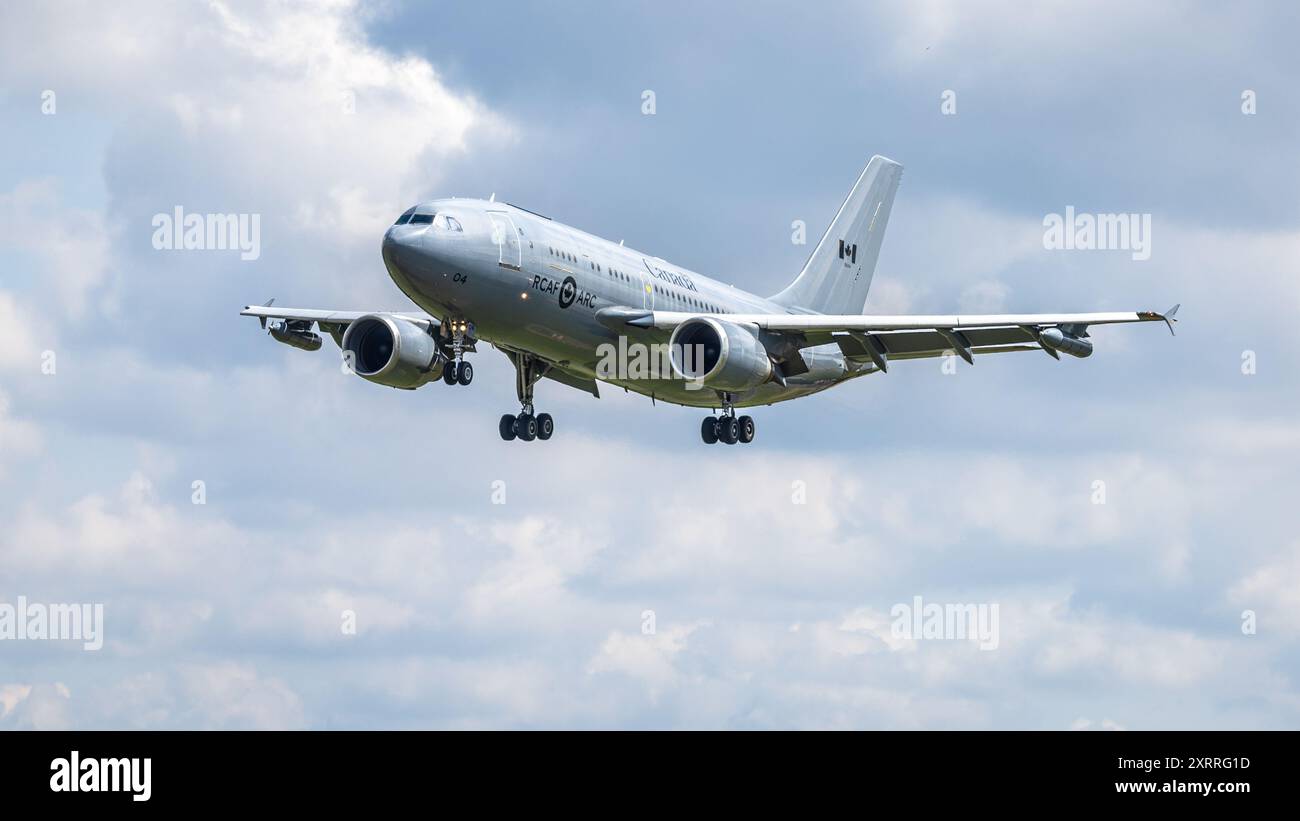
771, 155, 902, 314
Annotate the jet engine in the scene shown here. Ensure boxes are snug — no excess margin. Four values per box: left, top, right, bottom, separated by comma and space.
341, 314, 444, 389
668, 317, 773, 392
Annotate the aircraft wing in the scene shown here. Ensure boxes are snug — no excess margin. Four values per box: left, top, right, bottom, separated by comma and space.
615, 305, 1178, 370
240, 303, 438, 332
544, 366, 601, 398
630, 308, 1176, 333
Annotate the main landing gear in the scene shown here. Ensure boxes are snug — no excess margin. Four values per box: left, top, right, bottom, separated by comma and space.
441, 318, 474, 386
499, 352, 555, 443
700, 393, 755, 445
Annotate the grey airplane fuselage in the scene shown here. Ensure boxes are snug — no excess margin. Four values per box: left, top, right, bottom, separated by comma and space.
381, 198, 858, 408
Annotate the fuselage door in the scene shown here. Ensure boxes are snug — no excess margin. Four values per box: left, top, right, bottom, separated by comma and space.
487, 211, 522, 271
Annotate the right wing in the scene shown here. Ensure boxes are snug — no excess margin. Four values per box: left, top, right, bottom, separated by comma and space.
240, 303, 438, 333
240, 301, 440, 349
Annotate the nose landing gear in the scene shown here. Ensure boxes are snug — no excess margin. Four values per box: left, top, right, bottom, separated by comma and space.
443, 360, 473, 386
442, 318, 475, 386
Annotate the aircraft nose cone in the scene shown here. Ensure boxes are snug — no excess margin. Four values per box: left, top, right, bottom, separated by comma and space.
382, 226, 418, 270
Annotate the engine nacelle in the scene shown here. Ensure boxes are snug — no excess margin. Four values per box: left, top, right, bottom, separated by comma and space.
341, 314, 443, 389
668, 317, 772, 392
1040, 327, 1093, 358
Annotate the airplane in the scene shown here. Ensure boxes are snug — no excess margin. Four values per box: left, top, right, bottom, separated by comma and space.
242, 155, 1178, 445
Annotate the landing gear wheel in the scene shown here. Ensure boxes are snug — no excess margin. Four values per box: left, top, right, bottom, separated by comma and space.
499, 414, 517, 441
516, 413, 537, 442
442, 360, 458, 385
536, 413, 554, 440
738, 415, 755, 444
701, 416, 719, 444
719, 416, 739, 445
456, 361, 474, 386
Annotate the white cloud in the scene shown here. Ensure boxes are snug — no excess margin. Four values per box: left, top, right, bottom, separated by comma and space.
587, 621, 706, 702
959, 279, 1010, 313
0, 684, 33, 719
1071, 717, 1126, 731
0, 293, 43, 372
0, 682, 72, 729
1, 0, 514, 309
1230, 543, 1300, 637
0, 0, 1297, 730
0, 181, 109, 320
0, 392, 43, 474
5, 471, 237, 580
175, 662, 306, 730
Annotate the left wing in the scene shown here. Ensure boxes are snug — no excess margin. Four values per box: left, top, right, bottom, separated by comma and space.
628, 308, 1177, 334
617, 305, 1179, 370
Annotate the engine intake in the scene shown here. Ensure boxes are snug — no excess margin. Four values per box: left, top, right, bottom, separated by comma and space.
341, 314, 442, 389
668, 317, 772, 392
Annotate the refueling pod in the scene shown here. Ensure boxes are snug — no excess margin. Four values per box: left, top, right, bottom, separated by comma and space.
269, 321, 323, 352
1039, 326, 1093, 358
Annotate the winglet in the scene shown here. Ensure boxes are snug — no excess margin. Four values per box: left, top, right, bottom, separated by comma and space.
1137, 303, 1180, 336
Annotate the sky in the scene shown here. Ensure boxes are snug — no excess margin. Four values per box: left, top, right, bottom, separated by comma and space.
0, 0, 1298, 728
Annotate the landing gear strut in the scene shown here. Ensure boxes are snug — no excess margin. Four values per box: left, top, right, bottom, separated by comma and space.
701, 393, 755, 445
442, 318, 474, 386
500, 352, 555, 443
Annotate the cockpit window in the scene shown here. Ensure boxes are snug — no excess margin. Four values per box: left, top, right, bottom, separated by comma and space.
394, 207, 416, 225
443, 215, 463, 232
409, 213, 435, 224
